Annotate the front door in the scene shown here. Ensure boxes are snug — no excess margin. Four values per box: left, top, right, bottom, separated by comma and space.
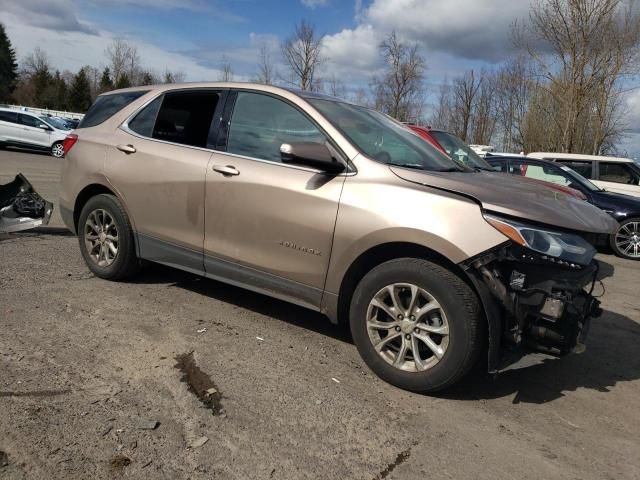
18, 114, 51, 147
204, 91, 346, 309
105, 90, 223, 270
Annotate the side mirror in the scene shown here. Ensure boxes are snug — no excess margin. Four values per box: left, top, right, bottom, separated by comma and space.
280, 142, 345, 174
38, 124, 51, 131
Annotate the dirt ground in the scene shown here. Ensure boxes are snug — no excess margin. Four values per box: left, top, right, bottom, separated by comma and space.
1, 149, 639, 479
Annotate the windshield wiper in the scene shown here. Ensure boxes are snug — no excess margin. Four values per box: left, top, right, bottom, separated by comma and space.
435, 167, 464, 172
387, 163, 425, 171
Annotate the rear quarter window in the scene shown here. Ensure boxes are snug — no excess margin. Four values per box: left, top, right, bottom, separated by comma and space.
78, 91, 149, 129
0, 111, 18, 123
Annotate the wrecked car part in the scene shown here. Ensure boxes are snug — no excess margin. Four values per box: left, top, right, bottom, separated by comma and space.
465, 232, 602, 369
0, 174, 53, 233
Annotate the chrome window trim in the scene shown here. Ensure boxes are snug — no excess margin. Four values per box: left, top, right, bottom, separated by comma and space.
119, 89, 356, 177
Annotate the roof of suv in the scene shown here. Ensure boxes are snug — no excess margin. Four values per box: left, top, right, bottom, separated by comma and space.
528, 152, 634, 163
102, 81, 348, 103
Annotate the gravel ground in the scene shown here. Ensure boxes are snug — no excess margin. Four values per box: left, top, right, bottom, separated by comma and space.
1, 149, 639, 479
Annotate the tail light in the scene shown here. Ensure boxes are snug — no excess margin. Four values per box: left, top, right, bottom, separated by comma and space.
62, 134, 78, 156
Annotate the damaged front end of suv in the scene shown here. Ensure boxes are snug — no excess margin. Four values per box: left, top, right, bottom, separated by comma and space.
0, 174, 53, 233
464, 214, 609, 372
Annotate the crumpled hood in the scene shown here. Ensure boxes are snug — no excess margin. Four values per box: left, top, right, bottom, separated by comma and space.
390, 167, 619, 234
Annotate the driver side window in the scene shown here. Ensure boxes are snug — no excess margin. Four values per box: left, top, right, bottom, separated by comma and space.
19, 114, 41, 128
227, 92, 326, 163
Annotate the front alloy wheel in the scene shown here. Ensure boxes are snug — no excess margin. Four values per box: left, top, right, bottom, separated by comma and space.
611, 218, 640, 260
367, 283, 449, 372
350, 258, 483, 393
51, 142, 64, 158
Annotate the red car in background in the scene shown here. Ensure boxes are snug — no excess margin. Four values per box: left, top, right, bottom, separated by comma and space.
408, 125, 587, 200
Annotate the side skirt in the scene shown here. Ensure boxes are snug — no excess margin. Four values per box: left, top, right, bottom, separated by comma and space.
138, 233, 324, 312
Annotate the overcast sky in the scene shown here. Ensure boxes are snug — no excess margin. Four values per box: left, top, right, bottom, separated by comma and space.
1, 0, 639, 156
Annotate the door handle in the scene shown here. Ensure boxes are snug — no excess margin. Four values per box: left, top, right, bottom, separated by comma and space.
212, 165, 240, 176
116, 144, 137, 154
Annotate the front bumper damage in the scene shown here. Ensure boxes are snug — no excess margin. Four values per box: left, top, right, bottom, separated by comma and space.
0, 174, 53, 233
464, 243, 603, 372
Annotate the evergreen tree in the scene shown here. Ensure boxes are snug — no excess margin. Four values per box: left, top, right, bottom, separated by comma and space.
140, 71, 154, 85
32, 68, 54, 107
53, 71, 68, 111
99, 67, 113, 93
68, 68, 92, 112
0, 23, 18, 103
115, 73, 131, 89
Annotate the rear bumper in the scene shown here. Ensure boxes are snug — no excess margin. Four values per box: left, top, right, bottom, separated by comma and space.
59, 203, 75, 234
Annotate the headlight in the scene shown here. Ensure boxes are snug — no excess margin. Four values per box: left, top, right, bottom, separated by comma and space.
484, 214, 596, 266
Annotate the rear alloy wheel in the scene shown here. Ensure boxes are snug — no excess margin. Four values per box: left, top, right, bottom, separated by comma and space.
610, 218, 640, 260
51, 141, 64, 158
350, 258, 484, 393
78, 194, 140, 280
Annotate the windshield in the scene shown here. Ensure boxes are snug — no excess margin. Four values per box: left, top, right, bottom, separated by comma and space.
429, 131, 492, 169
308, 99, 468, 172
39, 116, 66, 130
560, 165, 602, 192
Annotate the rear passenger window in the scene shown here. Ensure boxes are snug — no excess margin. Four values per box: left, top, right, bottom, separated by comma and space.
151, 91, 220, 148
555, 160, 593, 179
0, 111, 18, 123
598, 162, 639, 185
227, 92, 325, 162
128, 96, 163, 138
489, 160, 507, 172
79, 91, 148, 129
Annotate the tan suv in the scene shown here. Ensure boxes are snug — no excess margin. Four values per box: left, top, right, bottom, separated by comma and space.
59, 83, 618, 392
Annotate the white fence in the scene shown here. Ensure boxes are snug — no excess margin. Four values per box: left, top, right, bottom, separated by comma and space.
0, 105, 84, 120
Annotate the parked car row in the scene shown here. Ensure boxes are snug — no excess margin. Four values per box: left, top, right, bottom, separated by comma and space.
54, 82, 618, 393
0, 107, 74, 158
406, 125, 640, 261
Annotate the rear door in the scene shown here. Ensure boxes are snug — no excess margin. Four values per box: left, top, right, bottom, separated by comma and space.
594, 161, 640, 197
106, 89, 224, 270
203, 90, 346, 309
0, 111, 21, 144
18, 114, 51, 147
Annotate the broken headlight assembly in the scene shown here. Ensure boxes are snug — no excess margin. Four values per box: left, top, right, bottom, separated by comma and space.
483, 214, 596, 267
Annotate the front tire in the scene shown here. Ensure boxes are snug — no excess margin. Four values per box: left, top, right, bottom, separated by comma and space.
349, 258, 484, 393
78, 194, 140, 280
51, 141, 64, 158
610, 218, 640, 260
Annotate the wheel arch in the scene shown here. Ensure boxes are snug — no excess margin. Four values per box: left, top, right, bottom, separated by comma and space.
332, 242, 474, 325
73, 183, 140, 256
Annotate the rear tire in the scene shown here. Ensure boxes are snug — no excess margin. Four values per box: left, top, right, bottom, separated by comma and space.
610, 218, 640, 260
78, 194, 140, 280
51, 141, 64, 158
349, 258, 484, 393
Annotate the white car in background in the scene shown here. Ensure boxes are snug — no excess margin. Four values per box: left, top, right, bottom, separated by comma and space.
0, 108, 71, 158
528, 152, 640, 198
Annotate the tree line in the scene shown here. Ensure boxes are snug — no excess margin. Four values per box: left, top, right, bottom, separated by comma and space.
0, 0, 638, 155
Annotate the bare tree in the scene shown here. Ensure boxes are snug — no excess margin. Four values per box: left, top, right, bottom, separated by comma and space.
470, 70, 497, 145
281, 20, 323, 90
450, 70, 481, 141
327, 73, 347, 99
105, 39, 140, 86
254, 42, 276, 85
219, 55, 234, 82
163, 69, 185, 83
518, 0, 640, 154
371, 31, 425, 122
22, 47, 51, 77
